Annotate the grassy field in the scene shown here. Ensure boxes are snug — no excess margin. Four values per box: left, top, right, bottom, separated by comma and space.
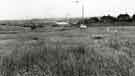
0, 24, 135, 76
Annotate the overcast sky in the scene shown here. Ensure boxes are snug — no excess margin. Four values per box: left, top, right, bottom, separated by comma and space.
0, 0, 135, 20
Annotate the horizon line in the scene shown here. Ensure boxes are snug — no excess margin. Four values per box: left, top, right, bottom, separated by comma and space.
0, 13, 134, 21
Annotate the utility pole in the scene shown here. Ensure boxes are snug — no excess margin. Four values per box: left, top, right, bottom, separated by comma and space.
82, 4, 84, 24
73, 0, 85, 25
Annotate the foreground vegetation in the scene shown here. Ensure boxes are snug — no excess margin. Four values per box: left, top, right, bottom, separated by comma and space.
0, 20, 135, 76
0, 37, 135, 76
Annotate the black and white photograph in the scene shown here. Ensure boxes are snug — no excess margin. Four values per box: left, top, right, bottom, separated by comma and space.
0, 0, 135, 76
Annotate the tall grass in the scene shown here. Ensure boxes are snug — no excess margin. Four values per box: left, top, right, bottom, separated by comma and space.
0, 39, 135, 76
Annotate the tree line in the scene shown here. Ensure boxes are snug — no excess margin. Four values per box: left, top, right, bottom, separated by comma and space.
77, 14, 135, 25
